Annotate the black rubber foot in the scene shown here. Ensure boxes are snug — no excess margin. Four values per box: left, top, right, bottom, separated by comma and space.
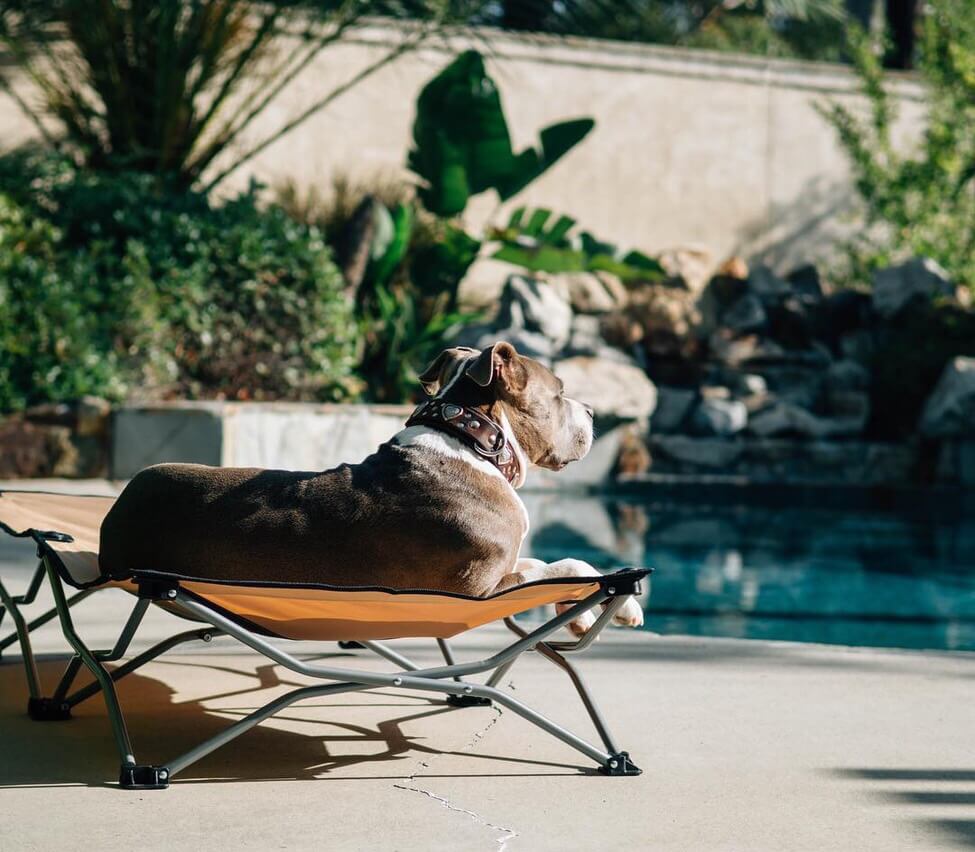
338, 640, 365, 649
27, 696, 72, 721
119, 765, 170, 790
446, 693, 492, 707
599, 751, 642, 776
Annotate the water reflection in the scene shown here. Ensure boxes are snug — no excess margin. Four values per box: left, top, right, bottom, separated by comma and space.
521, 493, 975, 652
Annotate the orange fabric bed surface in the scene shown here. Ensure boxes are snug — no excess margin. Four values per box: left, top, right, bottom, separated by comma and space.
0, 490, 608, 641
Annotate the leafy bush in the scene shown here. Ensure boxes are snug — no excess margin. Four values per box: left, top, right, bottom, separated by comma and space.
0, 196, 133, 410
0, 151, 360, 411
820, 2, 975, 289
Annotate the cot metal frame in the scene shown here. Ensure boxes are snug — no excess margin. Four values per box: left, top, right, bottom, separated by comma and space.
0, 557, 95, 709
5, 554, 644, 788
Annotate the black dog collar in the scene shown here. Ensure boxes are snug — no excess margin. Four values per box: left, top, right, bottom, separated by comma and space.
406, 401, 521, 485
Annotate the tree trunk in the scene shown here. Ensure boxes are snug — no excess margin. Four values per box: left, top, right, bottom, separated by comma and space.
885, 0, 919, 69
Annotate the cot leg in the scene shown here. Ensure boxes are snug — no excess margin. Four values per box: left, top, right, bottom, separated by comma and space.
0, 575, 42, 700
437, 639, 492, 707
43, 558, 169, 789
1, 558, 94, 715
502, 617, 642, 776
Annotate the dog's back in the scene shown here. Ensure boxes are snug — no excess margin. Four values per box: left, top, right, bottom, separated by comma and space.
99, 445, 521, 593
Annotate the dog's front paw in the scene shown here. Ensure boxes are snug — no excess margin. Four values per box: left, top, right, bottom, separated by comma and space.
557, 602, 597, 636
612, 597, 644, 628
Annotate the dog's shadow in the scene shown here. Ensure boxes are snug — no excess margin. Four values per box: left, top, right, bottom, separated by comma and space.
0, 656, 584, 787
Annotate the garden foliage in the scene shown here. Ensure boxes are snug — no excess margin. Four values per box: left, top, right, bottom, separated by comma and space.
0, 152, 359, 411
821, 1, 975, 289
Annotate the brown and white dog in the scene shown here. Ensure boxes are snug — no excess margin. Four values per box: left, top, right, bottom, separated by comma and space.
100, 342, 644, 634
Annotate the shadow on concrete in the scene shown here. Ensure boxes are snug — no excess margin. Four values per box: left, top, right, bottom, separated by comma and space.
0, 657, 585, 788
829, 767, 975, 850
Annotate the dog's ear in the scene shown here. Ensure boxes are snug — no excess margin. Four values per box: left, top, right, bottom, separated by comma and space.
418, 347, 478, 396
467, 341, 527, 392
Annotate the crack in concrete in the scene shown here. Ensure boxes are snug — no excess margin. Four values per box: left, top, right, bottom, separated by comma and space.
393, 704, 519, 850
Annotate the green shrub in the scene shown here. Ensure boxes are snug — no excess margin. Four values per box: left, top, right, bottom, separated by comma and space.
820, 2, 975, 289
0, 195, 133, 410
0, 151, 360, 411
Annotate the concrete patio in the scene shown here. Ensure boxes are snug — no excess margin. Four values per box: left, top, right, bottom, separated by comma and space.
1, 482, 973, 850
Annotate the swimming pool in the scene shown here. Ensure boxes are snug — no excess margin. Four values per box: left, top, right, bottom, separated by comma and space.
521, 491, 975, 652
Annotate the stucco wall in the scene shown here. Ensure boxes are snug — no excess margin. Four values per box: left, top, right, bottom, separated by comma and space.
0, 23, 926, 274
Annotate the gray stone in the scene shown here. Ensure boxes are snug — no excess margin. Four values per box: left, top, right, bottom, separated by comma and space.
624, 284, 702, 356
722, 293, 767, 333
658, 245, 713, 295
872, 257, 954, 318
920, 356, 975, 438
562, 315, 635, 364
741, 374, 768, 396
495, 275, 573, 349
936, 440, 975, 486
825, 390, 870, 423
471, 327, 557, 363
701, 385, 732, 401
826, 359, 870, 392
709, 332, 760, 367
691, 397, 748, 437
651, 435, 744, 468
839, 329, 875, 364
457, 258, 523, 309
748, 265, 792, 301
651, 386, 697, 434
554, 356, 657, 421
787, 264, 825, 300
550, 271, 627, 314
746, 400, 866, 439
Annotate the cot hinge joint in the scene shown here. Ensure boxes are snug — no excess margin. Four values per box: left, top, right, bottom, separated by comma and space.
602, 576, 642, 597
136, 579, 180, 601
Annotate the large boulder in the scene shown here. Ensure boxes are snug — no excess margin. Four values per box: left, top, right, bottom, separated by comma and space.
690, 396, 748, 437
624, 284, 702, 358
494, 275, 573, 350
467, 328, 557, 363
550, 271, 627, 314
787, 264, 825, 301
722, 293, 767, 334
651, 386, 697, 433
748, 265, 792, 302
872, 257, 954, 318
563, 314, 635, 364
658, 245, 713, 296
747, 400, 866, 439
457, 258, 523, 309
920, 357, 975, 438
554, 356, 657, 421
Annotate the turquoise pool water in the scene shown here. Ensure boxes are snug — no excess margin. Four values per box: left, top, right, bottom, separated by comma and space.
520, 492, 975, 652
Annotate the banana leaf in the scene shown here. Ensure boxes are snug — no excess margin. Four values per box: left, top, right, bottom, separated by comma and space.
408, 50, 594, 216
491, 206, 665, 281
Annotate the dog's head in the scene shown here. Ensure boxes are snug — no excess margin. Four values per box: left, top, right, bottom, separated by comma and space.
418, 342, 594, 471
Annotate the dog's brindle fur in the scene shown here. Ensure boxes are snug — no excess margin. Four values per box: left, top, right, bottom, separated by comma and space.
100, 343, 643, 630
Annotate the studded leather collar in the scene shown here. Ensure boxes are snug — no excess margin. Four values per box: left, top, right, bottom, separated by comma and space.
406, 400, 522, 486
